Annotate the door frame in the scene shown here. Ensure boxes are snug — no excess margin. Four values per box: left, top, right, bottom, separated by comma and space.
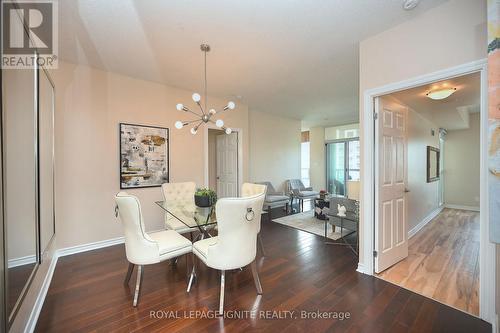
360, 59, 496, 324
203, 124, 243, 196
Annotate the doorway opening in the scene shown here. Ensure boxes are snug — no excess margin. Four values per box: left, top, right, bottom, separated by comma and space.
207, 128, 239, 198
373, 72, 481, 316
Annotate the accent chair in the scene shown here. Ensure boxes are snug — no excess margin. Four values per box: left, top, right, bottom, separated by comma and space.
115, 192, 192, 306
187, 193, 265, 314
286, 179, 319, 212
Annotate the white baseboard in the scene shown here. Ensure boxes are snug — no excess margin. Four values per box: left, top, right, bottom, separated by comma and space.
57, 236, 125, 258
8, 255, 37, 269
356, 262, 367, 274
408, 206, 444, 239
444, 204, 480, 212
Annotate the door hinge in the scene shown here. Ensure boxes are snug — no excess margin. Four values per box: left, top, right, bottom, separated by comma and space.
373, 250, 378, 258
373, 112, 378, 120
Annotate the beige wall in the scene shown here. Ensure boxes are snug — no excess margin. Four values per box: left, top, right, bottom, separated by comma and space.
309, 126, 326, 190
51, 61, 249, 249
444, 113, 481, 208
359, 0, 487, 265
248, 110, 301, 192
406, 106, 440, 231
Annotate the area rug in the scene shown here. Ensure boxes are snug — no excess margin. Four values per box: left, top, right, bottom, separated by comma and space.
272, 211, 352, 240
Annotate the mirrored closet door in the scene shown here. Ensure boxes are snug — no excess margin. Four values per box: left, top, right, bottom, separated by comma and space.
1, 59, 56, 327
3, 63, 39, 323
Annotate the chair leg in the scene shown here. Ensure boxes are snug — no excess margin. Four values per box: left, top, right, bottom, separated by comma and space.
219, 270, 225, 315
250, 261, 263, 294
133, 265, 143, 307
124, 263, 135, 285
187, 254, 196, 292
258, 233, 266, 257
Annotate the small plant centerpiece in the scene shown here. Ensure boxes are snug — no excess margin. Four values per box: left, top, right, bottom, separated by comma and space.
194, 188, 217, 207
319, 189, 328, 200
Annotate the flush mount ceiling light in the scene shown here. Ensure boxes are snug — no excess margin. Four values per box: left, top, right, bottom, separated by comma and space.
426, 87, 457, 100
174, 44, 235, 135
402, 0, 420, 10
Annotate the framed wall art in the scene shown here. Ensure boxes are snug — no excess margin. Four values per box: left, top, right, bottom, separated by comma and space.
120, 123, 169, 189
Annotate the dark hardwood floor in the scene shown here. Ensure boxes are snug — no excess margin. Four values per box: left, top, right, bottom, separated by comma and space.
35, 207, 491, 332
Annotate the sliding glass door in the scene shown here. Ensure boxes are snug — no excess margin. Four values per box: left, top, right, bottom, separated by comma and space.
326, 138, 360, 196
327, 142, 346, 195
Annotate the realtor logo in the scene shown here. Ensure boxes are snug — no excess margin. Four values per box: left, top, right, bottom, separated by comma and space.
2, 0, 58, 68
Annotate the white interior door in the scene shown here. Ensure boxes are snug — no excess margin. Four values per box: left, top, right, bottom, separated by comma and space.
375, 96, 408, 273
216, 132, 238, 198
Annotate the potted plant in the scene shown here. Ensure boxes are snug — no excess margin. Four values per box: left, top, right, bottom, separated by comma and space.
319, 189, 328, 200
194, 188, 217, 207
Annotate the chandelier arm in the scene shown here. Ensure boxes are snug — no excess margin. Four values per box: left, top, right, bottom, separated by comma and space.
183, 119, 201, 125
184, 107, 203, 117
196, 101, 206, 115
193, 120, 204, 130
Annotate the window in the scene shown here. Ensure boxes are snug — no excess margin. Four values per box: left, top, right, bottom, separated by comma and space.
301, 141, 310, 187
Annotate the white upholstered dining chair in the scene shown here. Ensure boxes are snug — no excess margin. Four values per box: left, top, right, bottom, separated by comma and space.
115, 192, 192, 306
161, 182, 199, 236
241, 183, 267, 256
187, 193, 266, 314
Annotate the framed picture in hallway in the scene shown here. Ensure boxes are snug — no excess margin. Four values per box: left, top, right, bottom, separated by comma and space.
119, 123, 169, 189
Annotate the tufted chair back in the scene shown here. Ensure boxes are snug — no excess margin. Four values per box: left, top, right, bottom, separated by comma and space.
161, 182, 196, 224
241, 182, 267, 197
206, 193, 265, 270
115, 192, 159, 264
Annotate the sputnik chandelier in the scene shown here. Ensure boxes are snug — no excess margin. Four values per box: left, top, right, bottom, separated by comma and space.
174, 44, 235, 135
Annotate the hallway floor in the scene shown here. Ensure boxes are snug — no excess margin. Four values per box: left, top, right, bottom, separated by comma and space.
377, 208, 479, 316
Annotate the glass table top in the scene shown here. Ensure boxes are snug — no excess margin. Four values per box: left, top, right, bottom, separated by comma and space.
155, 201, 216, 229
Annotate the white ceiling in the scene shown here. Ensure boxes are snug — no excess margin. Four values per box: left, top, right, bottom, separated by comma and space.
389, 72, 480, 130
58, 0, 448, 128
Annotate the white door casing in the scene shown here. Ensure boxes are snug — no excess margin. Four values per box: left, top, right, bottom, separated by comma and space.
216, 132, 238, 198
375, 97, 408, 273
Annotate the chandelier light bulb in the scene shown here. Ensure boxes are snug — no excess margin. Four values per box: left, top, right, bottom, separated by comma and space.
176, 103, 184, 111
216, 119, 224, 128
190, 127, 198, 135
192, 93, 201, 103
225, 128, 232, 134
209, 109, 216, 115
175, 121, 183, 129
227, 101, 236, 110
